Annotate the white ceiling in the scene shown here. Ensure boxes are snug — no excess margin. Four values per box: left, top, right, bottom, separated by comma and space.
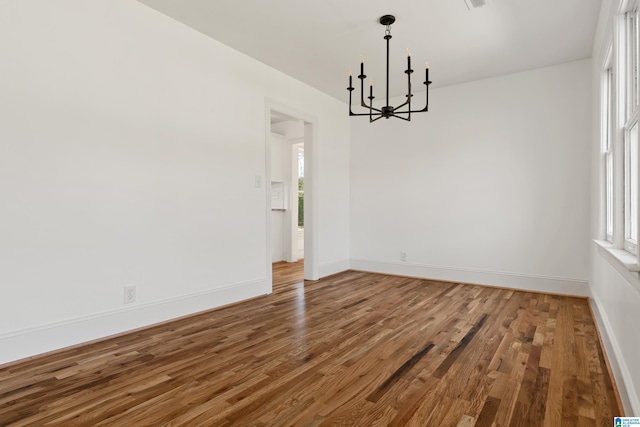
138, 0, 602, 102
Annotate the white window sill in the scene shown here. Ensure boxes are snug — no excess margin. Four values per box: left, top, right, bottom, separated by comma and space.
594, 239, 640, 272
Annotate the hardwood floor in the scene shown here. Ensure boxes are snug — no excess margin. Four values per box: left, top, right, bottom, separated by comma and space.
0, 261, 622, 426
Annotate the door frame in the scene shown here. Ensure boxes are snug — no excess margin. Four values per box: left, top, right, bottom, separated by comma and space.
265, 99, 319, 292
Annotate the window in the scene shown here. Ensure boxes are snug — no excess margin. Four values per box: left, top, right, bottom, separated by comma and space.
624, 5, 639, 253
604, 66, 614, 241
600, 2, 640, 262
624, 121, 638, 252
627, 6, 639, 117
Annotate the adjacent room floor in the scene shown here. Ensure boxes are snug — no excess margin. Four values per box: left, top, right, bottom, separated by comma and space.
0, 261, 622, 426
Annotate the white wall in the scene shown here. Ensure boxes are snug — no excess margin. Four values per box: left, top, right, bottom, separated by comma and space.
589, 0, 640, 415
0, 0, 350, 365
351, 60, 591, 295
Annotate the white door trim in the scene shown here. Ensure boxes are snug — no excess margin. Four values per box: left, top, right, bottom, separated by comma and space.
265, 99, 319, 289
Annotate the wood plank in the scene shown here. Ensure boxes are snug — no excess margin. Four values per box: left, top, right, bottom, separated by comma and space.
0, 261, 623, 426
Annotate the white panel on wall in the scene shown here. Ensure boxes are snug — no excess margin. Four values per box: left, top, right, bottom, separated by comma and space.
0, 0, 350, 365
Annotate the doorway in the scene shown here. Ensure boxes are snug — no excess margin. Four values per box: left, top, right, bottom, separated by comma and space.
266, 102, 318, 291
294, 142, 304, 261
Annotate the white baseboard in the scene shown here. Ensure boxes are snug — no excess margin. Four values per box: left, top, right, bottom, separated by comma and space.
349, 258, 590, 296
589, 290, 640, 416
0, 278, 267, 366
319, 259, 350, 278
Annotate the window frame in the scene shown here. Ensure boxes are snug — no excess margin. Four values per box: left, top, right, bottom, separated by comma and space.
599, 1, 640, 267
604, 65, 615, 242
623, 118, 639, 253
626, 4, 639, 118
623, 3, 640, 254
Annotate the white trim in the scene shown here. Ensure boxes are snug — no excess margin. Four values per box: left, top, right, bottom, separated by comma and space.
265, 99, 319, 281
0, 278, 267, 366
589, 288, 640, 415
603, 54, 615, 242
303, 122, 319, 281
350, 258, 589, 296
595, 239, 640, 271
265, 106, 274, 294
594, 241, 640, 297
293, 142, 305, 262
288, 143, 299, 263
623, 118, 639, 254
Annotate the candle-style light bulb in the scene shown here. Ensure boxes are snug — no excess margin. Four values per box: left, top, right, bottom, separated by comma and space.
349, 68, 352, 76
407, 48, 411, 56
425, 61, 430, 85
360, 54, 365, 63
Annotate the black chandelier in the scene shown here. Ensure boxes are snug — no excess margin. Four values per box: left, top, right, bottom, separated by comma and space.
348, 15, 431, 122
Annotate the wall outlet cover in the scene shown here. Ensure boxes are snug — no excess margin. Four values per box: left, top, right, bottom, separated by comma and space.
124, 286, 136, 304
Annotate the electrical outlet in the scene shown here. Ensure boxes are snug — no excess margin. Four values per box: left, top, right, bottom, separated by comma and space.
400, 251, 407, 262
124, 286, 136, 304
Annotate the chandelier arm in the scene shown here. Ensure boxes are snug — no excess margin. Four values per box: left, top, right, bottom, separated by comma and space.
358, 72, 370, 110
394, 78, 431, 114
348, 87, 354, 115
349, 85, 383, 115
349, 92, 382, 115
347, 15, 432, 122
361, 96, 382, 113
359, 79, 368, 108
350, 112, 382, 117
395, 99, 410, 110
423, 74, 431, 112
361, 97, 382, 113
369, 96, 374, 121
361, 103, 383, 113
392, 106, 429, 115
393, 104, 428, 112
359, 75, 382, 112
393, 96, 415, 113
425, 83, 429, 111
